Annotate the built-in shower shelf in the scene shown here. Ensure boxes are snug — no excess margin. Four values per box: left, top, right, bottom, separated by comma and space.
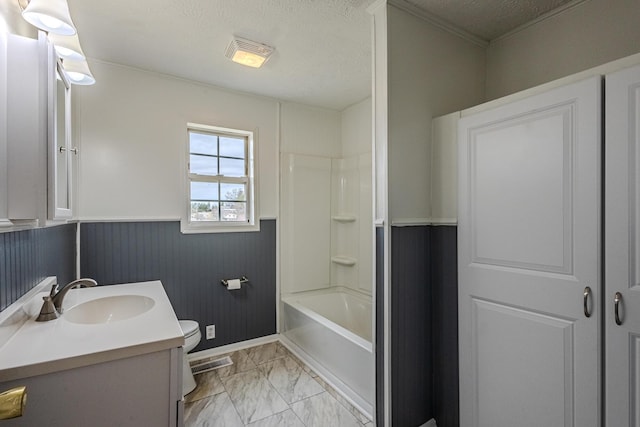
332, 215, 356, 223
331, 256, 357, 266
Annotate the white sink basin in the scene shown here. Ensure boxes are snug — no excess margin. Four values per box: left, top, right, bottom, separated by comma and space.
64, 295, 155, 324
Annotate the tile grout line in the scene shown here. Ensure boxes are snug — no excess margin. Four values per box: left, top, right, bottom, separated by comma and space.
216, 353, 245, 427
253, 349, 308, 426
249, 344, 312, 426
259, 357, 326, 427
247, 366, 290, 426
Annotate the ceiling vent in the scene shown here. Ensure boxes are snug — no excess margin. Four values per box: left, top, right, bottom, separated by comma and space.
225, 37, 274, 69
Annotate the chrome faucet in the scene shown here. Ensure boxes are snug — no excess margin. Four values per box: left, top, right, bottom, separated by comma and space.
36, 278, 98, 322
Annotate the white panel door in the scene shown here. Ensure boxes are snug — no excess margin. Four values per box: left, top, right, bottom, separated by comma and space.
458, 77, 601, 427
605, 64, 640, 427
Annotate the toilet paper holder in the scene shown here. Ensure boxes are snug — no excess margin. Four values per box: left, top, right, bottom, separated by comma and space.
221, 276, 249, 287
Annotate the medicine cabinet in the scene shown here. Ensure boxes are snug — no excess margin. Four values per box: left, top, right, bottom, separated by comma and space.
1, 32, 75, 226
48, 57, 74, 220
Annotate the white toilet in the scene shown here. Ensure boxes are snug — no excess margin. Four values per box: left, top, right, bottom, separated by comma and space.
179, 320, 202, 397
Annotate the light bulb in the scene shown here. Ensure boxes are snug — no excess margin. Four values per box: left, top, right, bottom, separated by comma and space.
39, 14, 63, 29
66, 71, 84, 82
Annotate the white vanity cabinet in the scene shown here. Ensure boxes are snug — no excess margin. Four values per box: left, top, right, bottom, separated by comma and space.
0, 349, 183, 427
0, 31, 75, 227
0, 280, 185, 427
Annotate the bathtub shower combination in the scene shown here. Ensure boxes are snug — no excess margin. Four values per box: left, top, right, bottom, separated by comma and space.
280, 152, 374, 416
282, 288, 373, 411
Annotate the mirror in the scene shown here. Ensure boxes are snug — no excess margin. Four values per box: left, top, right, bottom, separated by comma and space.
48, 57, 73, 220
56, 64, 70, 210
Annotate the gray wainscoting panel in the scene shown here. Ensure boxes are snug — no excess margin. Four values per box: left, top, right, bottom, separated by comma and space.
432, 226, 458, 427
0, 224, 77, 311
79, 220, 276, 352
391, 225, 433, 426
375, 226, 384, 426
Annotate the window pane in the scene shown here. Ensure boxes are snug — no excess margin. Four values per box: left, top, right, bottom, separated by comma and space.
219, 136, 245, 159
221, 183, 246, 201
191, 202, 219, 222
190, 154, 218, 175
221, 202, 246, 222
190, 132, 217, 155
191, 182, 218, 200
219, 157, 245, 177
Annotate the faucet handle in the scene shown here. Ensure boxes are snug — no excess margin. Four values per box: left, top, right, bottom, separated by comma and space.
49, 284, 59, 296
36, 296, 59, 322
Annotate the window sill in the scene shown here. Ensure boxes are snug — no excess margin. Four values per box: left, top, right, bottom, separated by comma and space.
180, 220, 260, 234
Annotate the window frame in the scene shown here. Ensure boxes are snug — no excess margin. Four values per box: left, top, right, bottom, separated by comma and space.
181, 122, 259, 234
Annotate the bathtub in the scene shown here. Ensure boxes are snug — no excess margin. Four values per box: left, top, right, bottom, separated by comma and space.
281, 288, 374, 415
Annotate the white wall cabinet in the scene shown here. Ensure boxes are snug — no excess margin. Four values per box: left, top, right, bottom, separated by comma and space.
4, 32, 47, 225
604, 63, 640, 427
0, 32, 74, 227
458, 61, 640, 427
0, 33, 9, 228
458, 76, 601, 427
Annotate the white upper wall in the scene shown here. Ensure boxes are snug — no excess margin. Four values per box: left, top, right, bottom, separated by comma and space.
341, 97, 372, 158
280, 102, 341, 158
75, 61, 279, 220
486, 0, 640, 100
386, 4, 486, 223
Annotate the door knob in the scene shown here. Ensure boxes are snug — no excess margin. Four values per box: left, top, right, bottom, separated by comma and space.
0, 386, 27, 420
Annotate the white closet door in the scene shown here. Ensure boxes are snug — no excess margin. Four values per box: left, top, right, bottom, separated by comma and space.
605, 64, 640, 427
458, 77, 601, 427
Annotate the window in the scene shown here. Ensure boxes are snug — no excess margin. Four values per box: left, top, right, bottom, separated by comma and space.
183, 123, 257, 233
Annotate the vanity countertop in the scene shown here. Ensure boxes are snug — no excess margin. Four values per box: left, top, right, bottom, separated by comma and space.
0, 279, 184, 382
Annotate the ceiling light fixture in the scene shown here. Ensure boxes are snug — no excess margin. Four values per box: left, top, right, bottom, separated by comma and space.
20, 0, 77, 35
19, 0, 96, 85
225, 37, 274, 69
62, 58, 95, 85
48, 33, 85, 61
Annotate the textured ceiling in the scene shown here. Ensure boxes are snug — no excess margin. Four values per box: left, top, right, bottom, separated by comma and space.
67, 0, 376, 110
404, 0, 576, 41
65, 0, 580, 110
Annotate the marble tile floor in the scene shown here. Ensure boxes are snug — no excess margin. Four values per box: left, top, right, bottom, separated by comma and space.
184, 341, 373, 427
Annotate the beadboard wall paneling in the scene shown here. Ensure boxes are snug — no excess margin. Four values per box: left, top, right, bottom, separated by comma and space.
388, 224, 459, 427
0, 224, 76, 311
391, 225, 433, 426
432, 226, 459, 427
79, 220, 276, 352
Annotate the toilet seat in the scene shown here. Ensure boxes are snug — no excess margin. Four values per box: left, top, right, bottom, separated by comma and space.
180, 320, 199, 339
